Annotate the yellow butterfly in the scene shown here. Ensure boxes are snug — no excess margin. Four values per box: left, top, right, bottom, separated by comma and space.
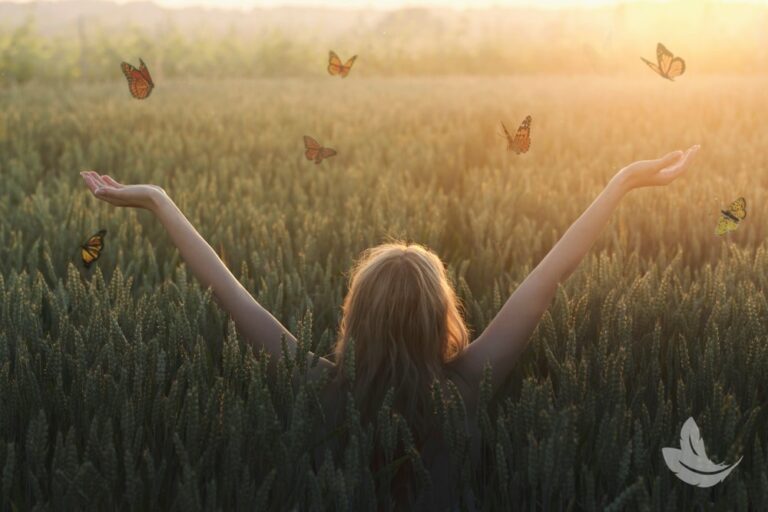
327, 51, 357, 78
715, 198, 746, 236
81, 229, 106, 267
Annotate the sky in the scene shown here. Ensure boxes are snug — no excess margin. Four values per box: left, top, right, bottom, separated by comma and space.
12, 0, 765, 10
147, 0, 634, 8
160, 0, 766, 7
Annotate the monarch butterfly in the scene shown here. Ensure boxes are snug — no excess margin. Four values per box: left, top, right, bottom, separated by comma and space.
641, 43, 685, 81
715, 198, 746, 236
500, 115, 532, 154
81, 229, 107, 268
121, 58, 154, 99
303, 136, 337, 164
327, 51, 357, 78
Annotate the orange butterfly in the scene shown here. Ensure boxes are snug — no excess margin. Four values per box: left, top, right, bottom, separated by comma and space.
327, 51, 357, 78
120, 58, 154, 99
641, 43, 685, 81
500, 115, 532, 154
81, 229, 106, 268
303, 136, 337, 164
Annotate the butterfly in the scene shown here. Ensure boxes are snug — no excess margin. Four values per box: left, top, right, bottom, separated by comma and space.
641, 43, 685, 81
327, 51, 357, 78
500, 115, 532, 154
715, 198, 746, 236
120, 58, 154, 99
303, 136, 337, 164
81, 229, 107, 268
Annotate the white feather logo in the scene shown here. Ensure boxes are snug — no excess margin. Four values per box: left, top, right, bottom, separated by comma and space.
662, 417, 742, 487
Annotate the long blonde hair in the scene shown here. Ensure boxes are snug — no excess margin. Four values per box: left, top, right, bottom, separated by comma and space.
334, 242, 469, 434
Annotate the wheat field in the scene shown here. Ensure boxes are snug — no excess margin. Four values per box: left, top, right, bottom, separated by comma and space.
1, 76, 767, 509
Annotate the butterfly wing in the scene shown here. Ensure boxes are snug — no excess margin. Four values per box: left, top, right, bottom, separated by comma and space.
656, 43, 685, 80
727, 197, 747, 220
81, 229, 106, 268
339, 55, 357, 78
328, 51, 343, 76
121, 61, 153, 99
666, 57, 685, 79
656, 43, 675, 70
304, 135, 322, 161
715, 216, 739, 236
81, 247, 99, 268
138, 58, 154, 87
303, 135, 321, 150
120, 61, 138, 82
641, 57, 663, 77
510, 115, 532, 154
316, 147, 337, 164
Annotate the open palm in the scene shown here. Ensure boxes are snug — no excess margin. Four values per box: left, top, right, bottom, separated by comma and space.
617, 145, 700, 190
81, 171, 166, 210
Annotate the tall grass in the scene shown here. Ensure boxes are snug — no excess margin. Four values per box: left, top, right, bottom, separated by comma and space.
0, 76, 766, 509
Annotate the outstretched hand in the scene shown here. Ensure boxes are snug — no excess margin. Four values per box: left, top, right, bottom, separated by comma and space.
80, 171, 327, 377
616, 145, 700, 191
80, 171, 167, 211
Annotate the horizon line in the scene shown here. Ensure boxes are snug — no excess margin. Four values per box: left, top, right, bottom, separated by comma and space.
4, 0, 767, 13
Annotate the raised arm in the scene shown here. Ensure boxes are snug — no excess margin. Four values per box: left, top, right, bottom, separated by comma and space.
450, 146, 700, 392
80, 171, 335, 375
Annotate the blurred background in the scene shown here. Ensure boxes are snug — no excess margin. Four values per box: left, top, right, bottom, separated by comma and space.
1, 0, 768, 83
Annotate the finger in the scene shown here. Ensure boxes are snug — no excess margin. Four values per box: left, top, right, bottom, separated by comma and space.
661, 145, 700, 175
91, 173, 110, 188
80, 170, 95, 184
82, 174, 100, 194
656, 146, 700, 183
102, 175, 124, 188
94, 185, 123, 201
94, 179, 117, 194
84, 172, 111, 195
84, 170, 101, 182
627, 151, 680, 175
84, 173, 113, 197
647, 150, 684, 172
83, 170, 104, 188
94, 179, 115, 195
